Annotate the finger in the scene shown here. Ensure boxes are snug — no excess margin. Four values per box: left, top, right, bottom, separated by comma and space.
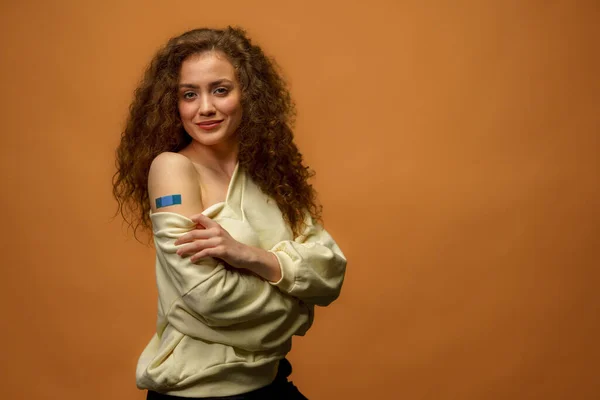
190, 246, 223, 263
174, 229, 213, 245
176, 243, 199, 257
189, 213, 219, 229
176, 238, 217, 256
189, 249, 210, 263
177, 236, 223, 256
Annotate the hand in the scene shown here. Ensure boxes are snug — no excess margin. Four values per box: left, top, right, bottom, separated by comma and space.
174, 213, 251, 267
174, 213, 283, 282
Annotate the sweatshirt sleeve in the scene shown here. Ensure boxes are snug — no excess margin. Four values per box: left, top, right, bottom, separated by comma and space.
151, 212, 312, 345
268, 213, 347, 307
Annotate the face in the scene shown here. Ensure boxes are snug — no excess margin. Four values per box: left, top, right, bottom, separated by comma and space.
177, 51, 243, 148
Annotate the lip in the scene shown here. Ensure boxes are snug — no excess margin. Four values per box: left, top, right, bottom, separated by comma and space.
195, 120, 223, 130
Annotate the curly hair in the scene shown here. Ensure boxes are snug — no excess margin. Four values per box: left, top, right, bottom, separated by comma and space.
112, 26, 321, 241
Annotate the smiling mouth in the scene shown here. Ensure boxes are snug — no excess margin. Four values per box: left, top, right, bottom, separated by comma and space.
196, 120, 223, 130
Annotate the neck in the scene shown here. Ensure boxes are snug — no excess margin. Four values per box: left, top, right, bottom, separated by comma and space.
186, 139, 239, 175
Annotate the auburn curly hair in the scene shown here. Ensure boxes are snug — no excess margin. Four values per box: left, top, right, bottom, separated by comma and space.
112, 26, 321, 241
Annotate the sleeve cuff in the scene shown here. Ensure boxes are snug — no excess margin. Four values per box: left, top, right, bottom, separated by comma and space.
267, 244, 297, 294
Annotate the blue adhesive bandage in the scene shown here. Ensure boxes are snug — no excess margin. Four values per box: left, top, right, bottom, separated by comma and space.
155, 194, 182, 208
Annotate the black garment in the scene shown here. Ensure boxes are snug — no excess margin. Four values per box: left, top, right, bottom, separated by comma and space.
146, 358, 308, 400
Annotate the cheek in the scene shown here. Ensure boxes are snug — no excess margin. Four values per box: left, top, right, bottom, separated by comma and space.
221, 96, 242, 117
178, 102, 194, 121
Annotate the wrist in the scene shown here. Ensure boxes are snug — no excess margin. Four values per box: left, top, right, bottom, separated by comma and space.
245, 247, 282, 282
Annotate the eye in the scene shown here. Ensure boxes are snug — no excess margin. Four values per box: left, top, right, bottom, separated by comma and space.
182, 91, 197, 100
214, 87, 229, 96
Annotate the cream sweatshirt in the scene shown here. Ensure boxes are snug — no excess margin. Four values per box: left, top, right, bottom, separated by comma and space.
135, 163, 347, 397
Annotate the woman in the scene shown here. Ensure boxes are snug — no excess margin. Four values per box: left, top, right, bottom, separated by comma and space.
113, 26, 346, 399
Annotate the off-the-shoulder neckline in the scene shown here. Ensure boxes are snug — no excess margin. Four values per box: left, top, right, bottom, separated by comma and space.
149, 161, 240, 218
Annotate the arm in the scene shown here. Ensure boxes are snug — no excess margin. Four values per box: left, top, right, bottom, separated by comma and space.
148, 153, 311, 332
266, 212, 347, 307
175, 212, 347, 307
152, 212, 312, 351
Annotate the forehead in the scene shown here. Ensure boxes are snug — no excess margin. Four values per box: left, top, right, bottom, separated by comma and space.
179, 51, 237, 83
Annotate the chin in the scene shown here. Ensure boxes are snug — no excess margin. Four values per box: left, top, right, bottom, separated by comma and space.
192, 130, 236, 147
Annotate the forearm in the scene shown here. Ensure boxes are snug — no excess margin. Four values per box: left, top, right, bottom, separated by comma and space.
175, 267, 313, 351
241, 246, 282, 282
240, 221, 347, 306
266, 224, 347, 306
154, 213, 292, 325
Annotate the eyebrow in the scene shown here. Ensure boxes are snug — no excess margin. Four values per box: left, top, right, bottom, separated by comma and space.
178, 79, 233, 89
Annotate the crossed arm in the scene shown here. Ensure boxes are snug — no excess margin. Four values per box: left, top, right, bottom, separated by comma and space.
149, 152, 346, 324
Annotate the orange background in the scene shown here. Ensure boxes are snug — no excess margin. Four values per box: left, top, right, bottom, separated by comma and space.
1, 1, 599, 399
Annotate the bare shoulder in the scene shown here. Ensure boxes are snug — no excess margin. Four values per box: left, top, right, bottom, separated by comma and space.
148, 152, 203, 214
149, 152, 195, 176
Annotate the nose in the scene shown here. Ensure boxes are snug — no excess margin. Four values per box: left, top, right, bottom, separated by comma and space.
198, 94, 216, 116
